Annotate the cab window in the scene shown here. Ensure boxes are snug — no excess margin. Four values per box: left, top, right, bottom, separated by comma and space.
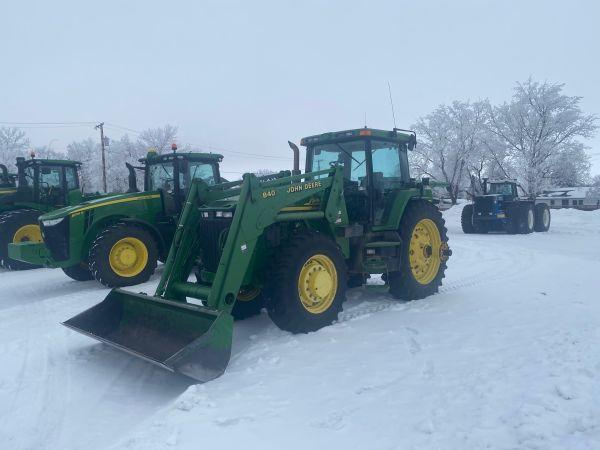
148, 163, 175, 193
189, 162, 216, 186
371, 141, 404, 189
65, 166, 79, 190
40, 166, 62, 188
310, 141, 367, 184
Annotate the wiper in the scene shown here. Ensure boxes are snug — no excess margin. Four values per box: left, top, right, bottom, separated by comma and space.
335, 143, 361, 165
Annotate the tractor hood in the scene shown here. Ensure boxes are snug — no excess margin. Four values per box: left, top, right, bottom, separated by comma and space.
39, 191, 162, 221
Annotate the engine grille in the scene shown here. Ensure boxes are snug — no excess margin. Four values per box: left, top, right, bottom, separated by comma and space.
474, 196, 495, 215
197, 216, 233, 272
41, 218, 70, 261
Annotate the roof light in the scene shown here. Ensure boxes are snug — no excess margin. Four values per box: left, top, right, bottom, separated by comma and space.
171, 143, 178, 152
359, 129, 372, 136
30, 150, 36, 159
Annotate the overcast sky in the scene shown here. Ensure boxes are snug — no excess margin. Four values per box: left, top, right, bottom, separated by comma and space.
2, 0, 599, 177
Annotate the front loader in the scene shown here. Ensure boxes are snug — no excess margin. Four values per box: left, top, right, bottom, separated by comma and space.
64, 128, 452, 382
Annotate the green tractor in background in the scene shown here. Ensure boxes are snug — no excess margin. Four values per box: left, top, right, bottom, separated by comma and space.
0, 155, 106, 270
64, 128, 452, 382
0, 163, 17, 190
9, 147, 225, 286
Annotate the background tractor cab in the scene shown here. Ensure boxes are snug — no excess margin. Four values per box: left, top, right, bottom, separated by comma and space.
483, 179, 519, 200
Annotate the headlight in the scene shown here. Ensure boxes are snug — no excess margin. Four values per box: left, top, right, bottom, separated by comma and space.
215, 211, 233, 218
42, 217, 65, 227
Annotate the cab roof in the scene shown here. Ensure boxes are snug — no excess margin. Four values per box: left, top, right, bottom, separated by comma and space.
25, 158, 82, 166
139, 151, 224, 164
300, 128, 416, 147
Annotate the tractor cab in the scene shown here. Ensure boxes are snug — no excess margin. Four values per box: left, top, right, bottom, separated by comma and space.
484, 180, 518, 201
302, 128, 418, 226
139, 148, 223, 214
7, 157, 83, 207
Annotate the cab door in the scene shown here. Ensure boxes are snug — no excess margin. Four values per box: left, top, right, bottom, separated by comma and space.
368, 140, 409, 226
38, 165, 67, 207
64, 165, 83, 205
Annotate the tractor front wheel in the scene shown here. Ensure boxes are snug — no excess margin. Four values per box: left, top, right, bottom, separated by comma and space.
89, 223, 158, 287
519, 204, 535, 234
388, 201, 450, 300
0, 209, 43, 270
461, 204, 475, 234
62, 263, 94, 281
266, 231, 347, 333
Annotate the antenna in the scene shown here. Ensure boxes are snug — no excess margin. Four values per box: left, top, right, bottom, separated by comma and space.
387, 81, 397, 129
364, 112, 367, 128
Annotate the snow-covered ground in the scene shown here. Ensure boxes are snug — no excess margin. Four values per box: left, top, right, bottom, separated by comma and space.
1, 206, 599, 449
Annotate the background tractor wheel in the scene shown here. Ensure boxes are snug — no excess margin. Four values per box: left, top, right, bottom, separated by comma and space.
534, 203, 551, 232
266, 231, 347, 334
461, 204, 475, 234
388, 200, 450, 300
232, 287, 265, 320
0, 209, 43, 270
518, 203, 535, 234
89, 222, 158, 287
62, 263, 94, 281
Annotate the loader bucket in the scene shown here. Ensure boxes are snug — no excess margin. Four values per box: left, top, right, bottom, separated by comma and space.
62, 289, 234, 382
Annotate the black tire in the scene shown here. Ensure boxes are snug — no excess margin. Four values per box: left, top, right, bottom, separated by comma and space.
265, 231, 347, 334
89, 222, 158, 287
0, 209, 43, 270
504, 204, 520, 234
232, 287, 265, 320
518, 203, 535, 234
388, 200, 450, 301
534, 203, 551, 232
62, 263, 94, 281
461, 204, 475, 234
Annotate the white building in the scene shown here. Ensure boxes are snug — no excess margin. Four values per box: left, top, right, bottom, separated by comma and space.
536, 187, 600, 211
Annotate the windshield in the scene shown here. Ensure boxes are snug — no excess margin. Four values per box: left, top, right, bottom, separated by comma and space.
148, 162, 176, 193
148, 161, 216, 192
310, 141, 367, 183
488, 183, 513, 196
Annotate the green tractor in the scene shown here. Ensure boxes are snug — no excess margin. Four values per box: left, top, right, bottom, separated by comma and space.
0, 163, 17, 189
9, 147, 225, 286
0, 155, 106, 270
64, 128, 452, 382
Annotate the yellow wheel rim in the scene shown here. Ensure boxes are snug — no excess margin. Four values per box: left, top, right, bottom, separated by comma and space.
237, 286, 261, 302
13, 224, 43, 243
298, 254, 338, 314
409, 218, 442, 285
108, 237, 148, 278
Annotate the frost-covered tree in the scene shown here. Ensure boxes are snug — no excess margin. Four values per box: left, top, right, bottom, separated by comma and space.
0, 127, 30, 166
547, 142, 591, 187
412, 100, 488, 203
137, 125, 178, 154
488, 78, 597, 196
66, 138, 100, 193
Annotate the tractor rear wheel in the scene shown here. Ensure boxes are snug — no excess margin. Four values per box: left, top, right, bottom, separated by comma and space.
461, 204, 475, 234
388, 200, 450, 300
0, 209, 43, 270
534, 204, 551, 232
266, 231, 347, 333
518, 203, 535, 234
89, 223, 158, 287
62, 263, 94, 281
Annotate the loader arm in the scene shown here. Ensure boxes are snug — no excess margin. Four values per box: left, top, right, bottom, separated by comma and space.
157, 166, 346, 313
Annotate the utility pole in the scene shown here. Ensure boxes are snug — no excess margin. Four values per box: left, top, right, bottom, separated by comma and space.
95, 122, 107, 193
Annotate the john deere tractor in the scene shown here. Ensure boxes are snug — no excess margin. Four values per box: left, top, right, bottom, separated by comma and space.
63, 128, 452, 382
0, 156, 106, 270
461, 179, 551, 234
9, 148, 225, 286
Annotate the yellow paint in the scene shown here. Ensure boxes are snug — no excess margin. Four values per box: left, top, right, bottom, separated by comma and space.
408, 218, 442, 285
108, 237, 149, 278
0, 190, 17, 195
70, 194, 161, 217
12, 224, 43, 244
298, 253, 338, 314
